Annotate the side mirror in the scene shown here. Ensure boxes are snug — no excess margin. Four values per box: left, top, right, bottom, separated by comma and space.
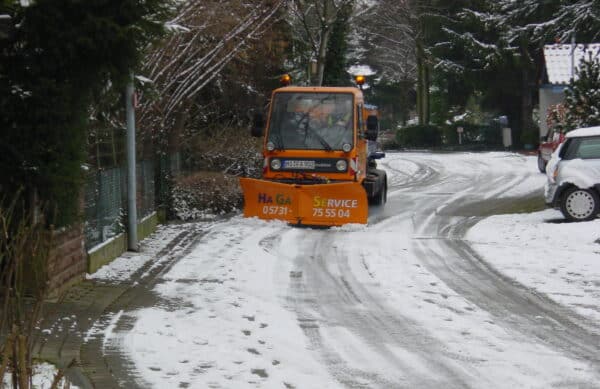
365, 115, 379, 141
251, 113, 264, 137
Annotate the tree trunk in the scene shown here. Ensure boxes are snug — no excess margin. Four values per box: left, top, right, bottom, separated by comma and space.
520, 66, 534, 145
316, 1, 333, 86
17, 334, 28, 389
316, 30, 331, 86
0, 334, 13, 385
416, 42, 429, 125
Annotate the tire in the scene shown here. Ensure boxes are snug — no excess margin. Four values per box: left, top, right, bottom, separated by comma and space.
372, 180, 387, 206
559, 187, 600, 221
537, 153, 547, 173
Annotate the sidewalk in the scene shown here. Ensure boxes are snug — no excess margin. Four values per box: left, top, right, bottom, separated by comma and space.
34, 222, 207, 388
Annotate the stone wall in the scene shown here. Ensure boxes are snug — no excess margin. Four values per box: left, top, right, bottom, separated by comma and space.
47, 225, 86, 299
45, 213, 158, 298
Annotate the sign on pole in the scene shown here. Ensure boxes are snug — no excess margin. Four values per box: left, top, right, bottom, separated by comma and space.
457, 126, 464, 145
502, 127, 512, 148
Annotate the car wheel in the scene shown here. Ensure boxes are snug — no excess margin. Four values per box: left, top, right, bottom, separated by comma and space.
559, 187, 600, 221
537, 153, 546, 173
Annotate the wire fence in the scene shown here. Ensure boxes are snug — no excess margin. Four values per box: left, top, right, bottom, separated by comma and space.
156, 152, 183, 217
83, 167, 124, 250
138, 159, 155, 220
83, 157, 173, 250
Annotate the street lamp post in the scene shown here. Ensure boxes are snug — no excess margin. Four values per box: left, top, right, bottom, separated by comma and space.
125, 74, 138, 251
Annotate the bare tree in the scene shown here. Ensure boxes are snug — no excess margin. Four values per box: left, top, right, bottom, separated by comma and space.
138, 0, 284, 149
355, 0, 416, 83
0, 197, 55, 389
288, 0, 354, 86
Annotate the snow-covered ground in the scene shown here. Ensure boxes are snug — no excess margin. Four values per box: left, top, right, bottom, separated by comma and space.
467, 209, 600, 322
76, 152, 600, 388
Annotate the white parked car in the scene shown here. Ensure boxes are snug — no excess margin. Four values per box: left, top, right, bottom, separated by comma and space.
545, 126, 600, 221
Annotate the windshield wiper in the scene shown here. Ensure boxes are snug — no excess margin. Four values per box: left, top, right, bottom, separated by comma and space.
304, 121, 333, 151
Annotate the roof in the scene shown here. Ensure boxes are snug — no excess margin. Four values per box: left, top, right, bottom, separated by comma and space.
566, 126, 600, 138
544, 43, 600, 84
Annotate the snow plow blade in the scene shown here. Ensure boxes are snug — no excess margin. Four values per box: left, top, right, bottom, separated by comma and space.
239, 178, 368, 226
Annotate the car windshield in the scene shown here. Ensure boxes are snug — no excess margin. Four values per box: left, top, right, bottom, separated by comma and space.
267, 92, 354, 151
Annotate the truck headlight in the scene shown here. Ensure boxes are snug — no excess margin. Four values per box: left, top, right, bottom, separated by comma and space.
336, 159, 348, 171
270, 158, 282, 170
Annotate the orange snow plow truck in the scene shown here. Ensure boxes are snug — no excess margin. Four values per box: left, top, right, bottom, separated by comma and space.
239, 75, 387, 226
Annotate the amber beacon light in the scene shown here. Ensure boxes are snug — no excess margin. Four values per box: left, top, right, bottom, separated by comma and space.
355, 75, 366, 86
280, 74, 292, 86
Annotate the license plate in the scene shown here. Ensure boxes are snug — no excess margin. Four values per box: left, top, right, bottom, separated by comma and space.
284, 160, 315, 169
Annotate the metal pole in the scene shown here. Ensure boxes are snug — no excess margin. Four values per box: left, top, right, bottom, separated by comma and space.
571, 35, 576, 80
125, 74, 138, 251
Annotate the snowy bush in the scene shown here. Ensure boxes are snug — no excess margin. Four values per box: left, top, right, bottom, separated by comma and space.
172, 172, 242, 221
185, 127, 263, 177
396, 124, 442, 148
167, 126, 262, 220
564, 55, 600, 131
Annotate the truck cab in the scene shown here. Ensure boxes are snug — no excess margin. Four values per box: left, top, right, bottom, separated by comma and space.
241, 77, 387, 226
260, 86, 368, 185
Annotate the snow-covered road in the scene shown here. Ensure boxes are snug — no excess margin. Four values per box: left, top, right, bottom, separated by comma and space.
87, 152, 600, 388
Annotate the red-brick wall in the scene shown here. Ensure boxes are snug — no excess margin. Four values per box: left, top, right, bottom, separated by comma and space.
47, 225, 86, 295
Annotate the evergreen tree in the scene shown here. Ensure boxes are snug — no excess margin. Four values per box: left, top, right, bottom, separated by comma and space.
564, 55, 600, 130
0, 0, 170, 226
420, 0, 489, 125
554, 0, 600, 42
323, 1, 353, 86
431, 0, 563, 143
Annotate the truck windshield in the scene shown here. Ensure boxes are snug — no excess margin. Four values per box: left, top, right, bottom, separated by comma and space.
267, 92, 354, 151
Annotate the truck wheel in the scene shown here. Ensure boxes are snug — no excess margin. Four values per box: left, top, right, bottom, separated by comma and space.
537, 153, 546, 173
559, 187, 600, 221
372, 181, 387, 206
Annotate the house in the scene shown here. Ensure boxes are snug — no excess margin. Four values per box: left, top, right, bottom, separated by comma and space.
539, 43, 600, 138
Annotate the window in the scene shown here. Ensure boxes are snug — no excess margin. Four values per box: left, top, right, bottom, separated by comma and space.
267, 92, 354, 151
575, 136, 600, 159
562, 136, 600, 160
357, 104, 363, 131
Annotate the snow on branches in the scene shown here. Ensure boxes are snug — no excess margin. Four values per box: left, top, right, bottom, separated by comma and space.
287, 0, 354, 86
354, 0, 416, 83
564, 54, 600, 130
139, 0, 283, 133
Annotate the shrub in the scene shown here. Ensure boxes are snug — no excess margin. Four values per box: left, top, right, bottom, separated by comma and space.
564, 55, 600, 130
442, 121, 503, 148
186, 126, 263, 177
378, 131, 400, 150
521, 127, 539, 148
0, 196, 57, 388
442, 122, 478, 145
0, 0, 169, 227
171, 172, 242, 220
396, 124, 442, 148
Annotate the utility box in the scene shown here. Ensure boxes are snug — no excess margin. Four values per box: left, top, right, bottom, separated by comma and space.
502, 127, 512, 148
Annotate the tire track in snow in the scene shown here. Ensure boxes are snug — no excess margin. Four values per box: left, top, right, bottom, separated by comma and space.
415, 214, 600, 371
402, 154, 600, 383
286, 231, 474, 388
